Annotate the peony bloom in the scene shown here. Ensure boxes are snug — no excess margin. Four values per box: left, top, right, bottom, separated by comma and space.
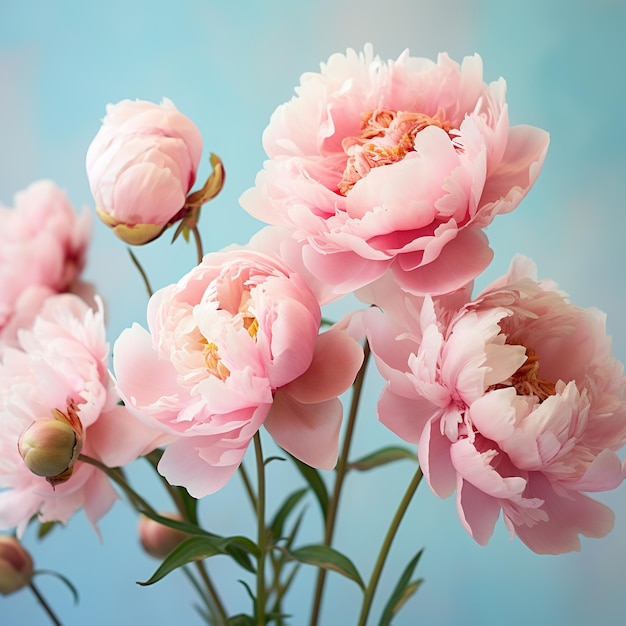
86, 98, 203, 245
360, 257, 626, 554
0, 536, 33, 595
0, 180, 91, 347
0, 294, 167, 536
241, 46, 549, 299
113, 248, 364, 497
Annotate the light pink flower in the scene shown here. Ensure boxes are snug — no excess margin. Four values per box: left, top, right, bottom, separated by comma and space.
0, 180, 91, 346
113, 248, 364, 497
0, 294, 167, 536
361, 257, 626, 553
86, 98, 203, 245
240, 46, 549, 299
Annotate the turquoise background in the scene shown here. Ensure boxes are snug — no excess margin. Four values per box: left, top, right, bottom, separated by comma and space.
2, 1, 626, 624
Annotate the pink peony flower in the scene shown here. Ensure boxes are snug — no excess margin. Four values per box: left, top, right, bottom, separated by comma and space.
0, 180, 91, 346
360, 257, 626, 554
113, 248, 364, 497
86, 98, 203, 245
0, 294, 167, 536
240, 45, 549, 299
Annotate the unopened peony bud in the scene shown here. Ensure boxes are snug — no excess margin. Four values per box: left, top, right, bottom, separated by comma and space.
86, 98, 203, 245
138, 514, 187, 559
0, 536, 34, 595
18, 413, 83, 485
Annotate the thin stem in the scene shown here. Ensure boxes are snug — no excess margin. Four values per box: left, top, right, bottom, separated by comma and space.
191, 225, 204, 265
357, 465, 423, 626
193, 560, 228, 625
239, 463, 258, 512
127, 248, 153, 297
309, 340, 371, 626
142, 453, 228, 623
29, 580, 62, 626
78, 454, 157, 516
254, 432, 267, 625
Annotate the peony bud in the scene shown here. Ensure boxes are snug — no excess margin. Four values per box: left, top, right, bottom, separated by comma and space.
86, 98, 203, 245
0, 536, 34, 595
138, 513, 187, 559
18, 409, 83, 487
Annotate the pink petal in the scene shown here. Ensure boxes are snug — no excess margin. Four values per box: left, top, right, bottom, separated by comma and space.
302, 246, 391, 297
418, 416, 457, 498
456, 477, 501, 545
113, 324, 186, 421
449, 437, 526, 499
264, 391, 342, 469
158, 437, 249, 498
477, 125, 550, 217
393, 227, 493, 296
87, 404, 172, 468
280, 328, 363, 404
512, 473, 615, 554
378, 386, 437, 444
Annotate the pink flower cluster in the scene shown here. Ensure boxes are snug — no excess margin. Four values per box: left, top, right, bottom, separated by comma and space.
1, 46, 625, 562
0, 180, 91, 347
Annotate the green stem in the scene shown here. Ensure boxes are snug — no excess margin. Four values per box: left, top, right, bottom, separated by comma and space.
239, 463, 258, 512
127, 248, 153, 297
29, 580, 63, 626
254, 432, 268, 625
191, 225, 204, 265
309, 340, 370, 626
357, 465, 423, 626
193, 560, 228, 625
142, 452, 228, 623
78, 455, 156, 516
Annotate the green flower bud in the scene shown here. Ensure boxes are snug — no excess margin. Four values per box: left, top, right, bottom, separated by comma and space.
18, 415, 83, 484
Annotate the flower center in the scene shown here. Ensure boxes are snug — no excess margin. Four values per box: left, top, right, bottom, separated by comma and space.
338, 107, 453, 194
202, 341, 231, 381
491, 346, 556, 402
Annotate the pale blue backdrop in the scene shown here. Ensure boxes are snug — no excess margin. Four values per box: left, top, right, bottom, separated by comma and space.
2, 1, 626, 624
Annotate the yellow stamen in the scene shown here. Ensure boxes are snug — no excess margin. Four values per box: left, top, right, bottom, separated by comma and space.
203, 341, 230, 381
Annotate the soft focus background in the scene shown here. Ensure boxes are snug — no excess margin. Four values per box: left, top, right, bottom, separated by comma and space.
2, 1, 626, 624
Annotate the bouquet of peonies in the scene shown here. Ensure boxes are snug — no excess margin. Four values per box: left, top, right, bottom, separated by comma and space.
1, 45, 625, 625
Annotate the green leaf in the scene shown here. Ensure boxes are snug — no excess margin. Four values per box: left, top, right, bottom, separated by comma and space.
270, 488, 308, 541
138, 535, 258, 586
288, 454, 328, 521
37, 521, 58, 540
138, 509, 214, 538
226, 615, 257, 626
175, 486, 200, 526
349, 446, 418, 472
264, 455, 286, 466
285, 545, 364, 589
378, 549, 424, 626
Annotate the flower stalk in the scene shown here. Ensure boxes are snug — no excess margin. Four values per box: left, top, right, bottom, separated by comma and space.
309, 340, 370, 626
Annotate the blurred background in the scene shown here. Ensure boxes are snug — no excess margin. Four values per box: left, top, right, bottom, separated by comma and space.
2, 0, 626, 624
